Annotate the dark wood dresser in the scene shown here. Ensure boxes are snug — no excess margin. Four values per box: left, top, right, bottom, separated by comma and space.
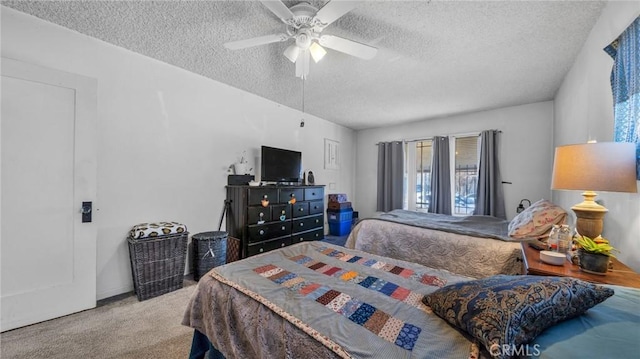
226, 185, 325, 259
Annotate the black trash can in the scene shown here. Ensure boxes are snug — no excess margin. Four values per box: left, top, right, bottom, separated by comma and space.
192, 231, 228, 281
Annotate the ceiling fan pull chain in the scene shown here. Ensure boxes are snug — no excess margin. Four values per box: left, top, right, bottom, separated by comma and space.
300, 76, 306, 128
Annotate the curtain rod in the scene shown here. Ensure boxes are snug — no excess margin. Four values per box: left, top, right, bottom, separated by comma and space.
403, 129, 502, 144
375, 141, 404, 145
376, 129, 502, 145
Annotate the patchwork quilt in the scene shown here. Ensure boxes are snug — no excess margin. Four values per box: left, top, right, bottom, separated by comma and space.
183, 242, 478, 359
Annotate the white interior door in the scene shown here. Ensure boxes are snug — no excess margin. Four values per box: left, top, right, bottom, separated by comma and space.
1, 58, 97, 332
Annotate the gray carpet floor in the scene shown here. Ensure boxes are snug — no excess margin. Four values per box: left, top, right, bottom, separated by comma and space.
1, 238, 347, 359
321, 235, 348, 247
1, 282, 197, 359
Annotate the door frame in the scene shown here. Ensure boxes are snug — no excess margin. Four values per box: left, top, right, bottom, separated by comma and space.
1, 58, 98, 331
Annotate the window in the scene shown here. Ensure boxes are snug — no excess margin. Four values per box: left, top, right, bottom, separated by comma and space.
605, 16, 640, 179
454, 136, 478, 215
415, 140, 432, 210
408, 135, 478, 215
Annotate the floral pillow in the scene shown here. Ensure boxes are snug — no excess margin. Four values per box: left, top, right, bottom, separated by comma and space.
508, 199, 566, 239
423, 275, 614, 359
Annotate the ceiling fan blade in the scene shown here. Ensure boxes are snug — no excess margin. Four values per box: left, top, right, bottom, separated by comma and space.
295, 50, 310, 79
224, 33, 289, 50
319, 35, 377, 60
314, 0, 362, 27
260, 0, 295, 22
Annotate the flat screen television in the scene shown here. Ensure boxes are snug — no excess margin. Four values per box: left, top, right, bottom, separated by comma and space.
260, 146, 302, 183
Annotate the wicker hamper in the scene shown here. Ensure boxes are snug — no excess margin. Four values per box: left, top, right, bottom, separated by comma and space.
127, 232, 188, 301
226, 236, 241, 263
192, 231, 228, 281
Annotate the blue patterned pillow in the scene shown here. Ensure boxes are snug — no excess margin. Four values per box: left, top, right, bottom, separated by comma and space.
423, 275, 614, 359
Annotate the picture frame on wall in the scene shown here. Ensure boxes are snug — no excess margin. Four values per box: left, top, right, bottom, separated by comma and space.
324, 139, 340, 170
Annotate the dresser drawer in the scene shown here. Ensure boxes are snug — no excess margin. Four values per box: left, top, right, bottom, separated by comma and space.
292, 228, 324, 243
248, 188, 278, 206
292, 202, 309, 218
304, 187, 324, 201
308, 200, 324, 215
292, 214, 323, 234
279, 188, 304, 204
247, 236, 292, 256
247, 221, 291, 243
272, 204, 291, 221
247, 206, 271, 224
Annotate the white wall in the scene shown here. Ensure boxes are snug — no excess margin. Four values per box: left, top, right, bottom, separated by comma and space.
355, 101, 554, 221
1, 7, 356, 299
554, 1, 640, 272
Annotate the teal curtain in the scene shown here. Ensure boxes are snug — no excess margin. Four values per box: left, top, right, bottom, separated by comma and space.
604, 16, 640, 179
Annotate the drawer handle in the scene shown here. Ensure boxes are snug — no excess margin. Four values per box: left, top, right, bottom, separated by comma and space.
281, 243, 285, 247
299, 208, 304, 212
281, 226, 286, 230
259, 230, 265, 235
259, 248, 264, 253
299, 238, 303, 242
315, 219, 320, 223
299, 223, 304, 227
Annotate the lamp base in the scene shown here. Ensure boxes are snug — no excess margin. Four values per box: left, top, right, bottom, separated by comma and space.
571, 191, 607, 239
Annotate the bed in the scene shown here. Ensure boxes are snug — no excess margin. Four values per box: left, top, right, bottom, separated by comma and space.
345, 210, 527, 278
182, 241, 640, 359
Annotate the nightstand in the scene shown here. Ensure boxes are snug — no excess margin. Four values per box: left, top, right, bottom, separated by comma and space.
521, 242, 640, 289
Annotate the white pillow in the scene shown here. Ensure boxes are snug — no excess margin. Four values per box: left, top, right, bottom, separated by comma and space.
508, 199, 567, 239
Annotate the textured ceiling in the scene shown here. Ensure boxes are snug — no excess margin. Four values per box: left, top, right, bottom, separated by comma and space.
2, 0, 606, 130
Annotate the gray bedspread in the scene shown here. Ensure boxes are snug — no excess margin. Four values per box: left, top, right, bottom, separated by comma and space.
346, 210, 524, 278
182, 242, 478, 359
375, 210, 516, 241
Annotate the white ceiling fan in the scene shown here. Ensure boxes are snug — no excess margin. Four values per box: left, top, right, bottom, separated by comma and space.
224, 0, 377, 78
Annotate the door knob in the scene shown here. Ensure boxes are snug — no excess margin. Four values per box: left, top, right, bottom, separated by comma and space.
81, 201, 92, 223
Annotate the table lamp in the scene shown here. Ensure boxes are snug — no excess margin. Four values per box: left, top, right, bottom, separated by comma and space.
551, 142, 638, 239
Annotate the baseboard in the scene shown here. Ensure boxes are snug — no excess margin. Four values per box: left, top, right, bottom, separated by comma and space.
97, 285, 133, 301
97, 269, 193, 301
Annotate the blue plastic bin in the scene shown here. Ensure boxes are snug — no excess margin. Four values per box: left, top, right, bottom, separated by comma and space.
327, 208, 353, 222
329, 220, 352, 236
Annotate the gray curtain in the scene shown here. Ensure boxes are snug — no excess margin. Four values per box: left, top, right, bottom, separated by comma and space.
376, 141, 404, 212
473, 130, 506, 219
428, 136, 452, 214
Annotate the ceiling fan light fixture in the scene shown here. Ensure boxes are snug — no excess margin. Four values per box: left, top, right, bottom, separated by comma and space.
224, 0, 376, 77
284, 44, 300, 63
309, 42, 327, 63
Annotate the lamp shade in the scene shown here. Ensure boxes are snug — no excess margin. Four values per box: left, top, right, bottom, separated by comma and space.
551, 142, 637, 193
